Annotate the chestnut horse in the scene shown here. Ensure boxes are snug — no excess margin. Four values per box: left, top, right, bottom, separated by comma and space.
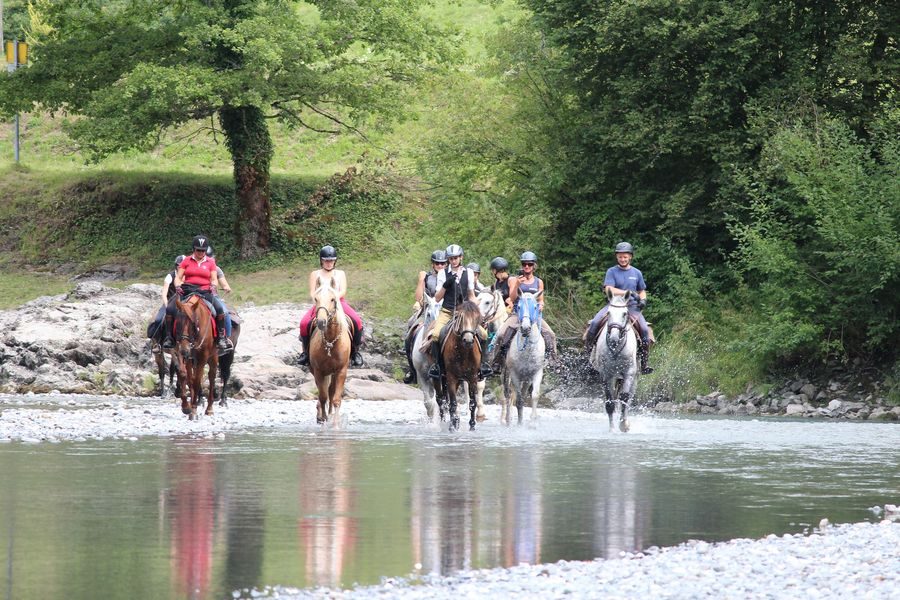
174, 295, 218, 420
309, 279, 352, 426
437, 301, 483, 432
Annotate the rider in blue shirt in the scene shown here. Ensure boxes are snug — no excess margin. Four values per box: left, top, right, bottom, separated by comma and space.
584, 242, 654, 374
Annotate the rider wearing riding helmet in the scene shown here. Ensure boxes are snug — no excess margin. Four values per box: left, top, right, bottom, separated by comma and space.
488, 251, 558, 370
467, 262, 487, 293
149, 254, 184, 350
426, 244, 492, 380
206, 246, 234, 338
402, 249, 448, 384
297, 245, 365, 367
584, 242, 654, 374
163, 235, 232, 353
489, 256, 512, 313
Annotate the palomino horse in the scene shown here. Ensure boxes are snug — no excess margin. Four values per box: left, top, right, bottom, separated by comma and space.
461, 288, 507, 422
309, 279, 352, 426
174, 295, 218, 420
436, 301, 484, 432
587, 291, 638, 432
411, 294, 442, 424
502, 291, 545, 425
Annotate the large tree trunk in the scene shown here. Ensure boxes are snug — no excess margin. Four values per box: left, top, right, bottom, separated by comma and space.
220, 105, 274, 259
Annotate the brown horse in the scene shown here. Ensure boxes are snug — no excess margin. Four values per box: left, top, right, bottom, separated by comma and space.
217, 313, 241, 408
174, 295, 219, 420
309, 279, 352, 426
437, 301, 483, 432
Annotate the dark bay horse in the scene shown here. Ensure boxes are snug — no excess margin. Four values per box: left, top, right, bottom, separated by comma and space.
309, 280, 351, 427
175, 295, 219, 420
437, 301, 483, 432
217, 313, 241, 408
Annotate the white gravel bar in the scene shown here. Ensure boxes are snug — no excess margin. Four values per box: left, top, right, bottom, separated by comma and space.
261, 520, 900, 600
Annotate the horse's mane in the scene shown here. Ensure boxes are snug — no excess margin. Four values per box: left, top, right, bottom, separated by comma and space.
458, 300, 480, 318
313, 285, 345, 312
608, 294, 629, 308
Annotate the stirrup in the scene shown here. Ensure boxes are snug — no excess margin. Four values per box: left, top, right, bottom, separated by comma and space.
428, 363, 441, 379
478, 365, 494, 380
403, 371, 417, 384
162, 337, 175, 349
351, 352, 364, 367
298, 352, 309, 366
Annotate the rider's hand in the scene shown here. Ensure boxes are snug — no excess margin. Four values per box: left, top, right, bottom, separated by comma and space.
443, 272, 456, 289
211, 285, 218, 296
637, 297, 647, 310
413, 301, 421, 312
175, 286, 184, 296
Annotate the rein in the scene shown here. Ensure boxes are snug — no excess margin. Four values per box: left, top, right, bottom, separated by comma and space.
604, 310, 633, 357
314, 297, 347, 357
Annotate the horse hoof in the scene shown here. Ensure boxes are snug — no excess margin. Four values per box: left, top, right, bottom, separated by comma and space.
469, 424, 475, 431
181, 406, 191, 415
476, 414, 486, 423
620, 421, 630, 433
205, 409, 213, 416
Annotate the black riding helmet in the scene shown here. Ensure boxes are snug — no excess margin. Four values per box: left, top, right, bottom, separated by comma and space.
489, 257, 509, 272
192, 234, 211, 251
431, 249, 447, 263
320, 245, 338, 260
205, 247, 215, 258
174, 254, 185, 268
466, 262, 481, 274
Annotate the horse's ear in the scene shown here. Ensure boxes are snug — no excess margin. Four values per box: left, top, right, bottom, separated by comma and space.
315, 276, 322, 290
329, 277, 338, 289
624, 290, 631, 301
536, 289, 544, 299
606, 288, 613, 302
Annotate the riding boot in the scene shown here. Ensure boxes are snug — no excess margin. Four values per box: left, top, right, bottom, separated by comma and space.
478, 351, 494, 380
162, 315, 175, 349
584, 319, 601, 353
350, 326, 364, 367
402, 333, 417, 384
639, 341, 654, 374
298, 334, 310, 366
428, 340, 441, 380
216, 314, 232, 354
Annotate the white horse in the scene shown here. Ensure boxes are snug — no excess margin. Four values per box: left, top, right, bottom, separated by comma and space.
588, 291, 638, 432
502, 291, 545, 425
412, 294, 442, 424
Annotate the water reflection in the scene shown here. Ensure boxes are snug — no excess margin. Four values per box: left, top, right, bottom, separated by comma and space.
165, 441, 219, 600
297, 438, 357, 587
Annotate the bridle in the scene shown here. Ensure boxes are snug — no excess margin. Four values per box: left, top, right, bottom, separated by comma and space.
313, 290, 344, 357
604, 303, 633, 357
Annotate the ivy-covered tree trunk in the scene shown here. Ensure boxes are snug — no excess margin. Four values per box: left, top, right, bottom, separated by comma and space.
220, 105, 274, 259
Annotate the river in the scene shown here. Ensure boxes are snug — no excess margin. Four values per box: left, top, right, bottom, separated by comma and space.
1, 399, 898, 599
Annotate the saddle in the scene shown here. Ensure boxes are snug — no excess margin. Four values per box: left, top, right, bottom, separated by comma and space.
229, 309, 242, 327
179, 295, 217, 337
584, 314, 655, 349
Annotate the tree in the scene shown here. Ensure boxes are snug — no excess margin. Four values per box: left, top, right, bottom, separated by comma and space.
1, 0, 455, 258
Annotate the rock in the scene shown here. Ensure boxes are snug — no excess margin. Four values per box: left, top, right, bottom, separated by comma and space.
799, 383, 817, 399
344, 379, 422, 402
827, 399, 843, 413
866, 408, 896, 421
789, 379, 805, 393
784, 404, 807, 416
697, 394, 718, 407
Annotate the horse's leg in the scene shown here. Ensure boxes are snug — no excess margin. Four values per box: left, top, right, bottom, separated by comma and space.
446, 375, 459, 432
180, 361, 192, 416
501, 371, 511, 426
530, 369, 543, 422
468, 378, 478, 431
619, 374, 635, 433
603, 381, 615, 431
475, 379, 486, 423
436, 376, 446, 422
330, 368, 348, 429
515, 381, 525, 425
314, 373, 329, 424
218, 353, 231, 407
155, 352, 167, 398
205, 359, 217, 416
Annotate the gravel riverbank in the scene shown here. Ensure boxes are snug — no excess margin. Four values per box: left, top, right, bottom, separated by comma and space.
261, 520, 900, 599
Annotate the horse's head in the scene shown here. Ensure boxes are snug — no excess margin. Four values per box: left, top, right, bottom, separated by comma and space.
605, 292, 631, 346
174, 296, 199, 362
313, 277, 342, 332
517, 291, 542, 336
454, 301, 482, 348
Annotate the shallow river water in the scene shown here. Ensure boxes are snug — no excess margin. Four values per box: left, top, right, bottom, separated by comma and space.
1, 405, 898, 600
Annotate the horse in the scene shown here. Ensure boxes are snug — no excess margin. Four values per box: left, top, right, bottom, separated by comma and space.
216, 311, 241, 408
309, 279, 352, 427
411, 294, 442, 425
436, 301, 484, 432
460, 288, 508, 422
501, 291, 545, 425
587, 291, 638, 432
148, 317, 179, 398
174, 295, 219, 420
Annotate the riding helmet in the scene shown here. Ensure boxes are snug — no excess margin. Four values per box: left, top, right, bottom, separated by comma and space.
615, 242, 634, 255
205, 247, 215, 258
319, 245, 338, 260
489, 257, 509, 272
192, 234, 211, 251
446, 244, 463, 258
431, 249, 447, 263
174, 254, 185, 268
520, 251, 538, 263
466, 262, 481, 274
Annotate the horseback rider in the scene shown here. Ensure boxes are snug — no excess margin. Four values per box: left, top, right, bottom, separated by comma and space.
297, 245, 365, 367
425, 244, 493, 380
149, 254, 184, 352
402, 249, 447, 384
488, 251, 558, 371
584, 242, 654, 374
206, 246, 234, 339
162, 235, 233, 354
489, 256, 513, 313
467, 262, 487, 293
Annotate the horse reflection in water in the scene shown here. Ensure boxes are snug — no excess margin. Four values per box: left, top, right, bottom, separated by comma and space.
410, 444, 544, 574
165, 440, 219, 600
297, 438, 356, 587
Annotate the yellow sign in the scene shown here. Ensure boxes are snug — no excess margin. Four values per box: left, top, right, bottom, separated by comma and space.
5, 41, 28, 65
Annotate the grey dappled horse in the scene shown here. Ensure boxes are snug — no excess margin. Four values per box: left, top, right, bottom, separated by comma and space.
502, 291, 545, 425
412, 294, 442, 425
588, 291, 638, 432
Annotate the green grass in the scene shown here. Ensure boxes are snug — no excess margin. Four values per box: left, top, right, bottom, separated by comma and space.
0, 272, 71, 309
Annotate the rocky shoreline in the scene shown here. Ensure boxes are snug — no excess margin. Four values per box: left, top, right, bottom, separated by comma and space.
0, 283, 895, 421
